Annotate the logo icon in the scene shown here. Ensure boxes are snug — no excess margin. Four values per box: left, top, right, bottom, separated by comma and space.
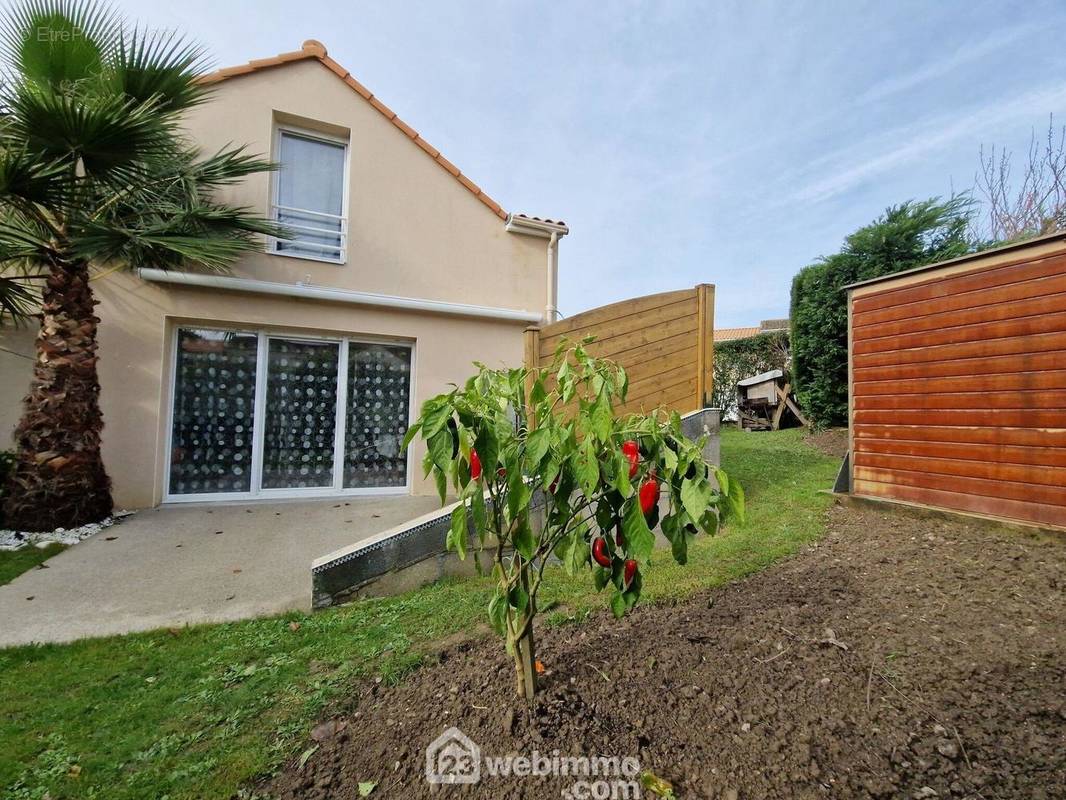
425, 726, 481, 784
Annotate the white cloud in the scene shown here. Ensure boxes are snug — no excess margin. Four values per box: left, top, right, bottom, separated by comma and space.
788, 82, 1066, 203
857, 23, 1039, 105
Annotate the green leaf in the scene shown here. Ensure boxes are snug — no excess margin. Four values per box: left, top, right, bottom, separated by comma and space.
681, 477, 712, 522
298, 745, 319, 769
471, 486, 487, 534
621, 497, 655, 563
358, 781, 377, 797
448, 504, 468, 560
593, 566, 610, 591
661, 444, 678, 473
575, 438, 599, 497
509, 582, 529, 613
474, 423, 499, 474
401, 421, 421, 452
524, 427, 550, 471
610, 590, 626, 619
512, 518, 535, 560
421, 400, 452, 438
506, 469, 532, 521
428, 429, 452, 473
590, 390, 613, 442
488, 592, 508, 635
727, 474, 746, 524
610, 451, 635, 498
433, 468, 447, 505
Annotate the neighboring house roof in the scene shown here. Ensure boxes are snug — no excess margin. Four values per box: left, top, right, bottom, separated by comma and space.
198, 40, 517, 222
715, 318, 791, 342
715, 326, 760, 341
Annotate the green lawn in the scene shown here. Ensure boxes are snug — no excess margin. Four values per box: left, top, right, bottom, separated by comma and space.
0, 543, 65, 587
0, 428, 839, 800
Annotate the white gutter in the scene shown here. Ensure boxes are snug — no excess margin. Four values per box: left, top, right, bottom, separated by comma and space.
504, 214, 569, 323
137, 269, 543, 323
546, 231, 559, 322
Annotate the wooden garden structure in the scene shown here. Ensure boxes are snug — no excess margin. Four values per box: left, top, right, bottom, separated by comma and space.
847, 232, 1066, 532
524, 284, 716, 416
736, 369, 808, 430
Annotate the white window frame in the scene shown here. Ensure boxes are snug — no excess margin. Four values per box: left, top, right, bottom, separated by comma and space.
162, 324, 415, 503
269, 124, 351, 265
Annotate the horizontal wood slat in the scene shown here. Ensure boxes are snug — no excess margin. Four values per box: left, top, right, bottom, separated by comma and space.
853, 273, 1066, 328
539, 297, 696, 355
852, 310, 1066, 355
853, 350, 1066, 383
539, 288, 695, 340
853, 465, 1066, 508
853, 424, 1066, 449
853, 370, 1066, 396
853, 289, 1066, 339
853, 389, 1056, 411
855, 437, 1066, 469
854, 451, 1066, 488
852, 481, 1066, 529
852, 253, 1066, 314
853, 331, 1066, 369
854, 409, 1066, 427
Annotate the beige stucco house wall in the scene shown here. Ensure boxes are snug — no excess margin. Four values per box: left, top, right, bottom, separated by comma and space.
1, 41, 567, 509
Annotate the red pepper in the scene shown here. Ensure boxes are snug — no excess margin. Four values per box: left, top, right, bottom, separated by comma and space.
615, 524, 624, 547
623, 559, 638, 588
469, 449, 482, 480
548, 476, 559, 494
622, 440, 639, 478
592, 537, 612, 568
497, 467, 507, 479
639, 478, 660, 515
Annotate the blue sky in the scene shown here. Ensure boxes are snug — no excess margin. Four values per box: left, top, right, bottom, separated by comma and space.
126, 0, 1066, 325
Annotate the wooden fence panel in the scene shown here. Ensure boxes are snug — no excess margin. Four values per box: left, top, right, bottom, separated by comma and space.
525, 285, 715, 417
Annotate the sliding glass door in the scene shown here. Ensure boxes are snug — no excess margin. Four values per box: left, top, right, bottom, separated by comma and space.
167, 327, 412, 500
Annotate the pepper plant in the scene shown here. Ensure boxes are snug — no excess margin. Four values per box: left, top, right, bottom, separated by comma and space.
405, 342, 743, 701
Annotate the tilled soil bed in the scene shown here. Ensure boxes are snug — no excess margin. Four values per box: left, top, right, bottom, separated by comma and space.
265, 503, 1066, 799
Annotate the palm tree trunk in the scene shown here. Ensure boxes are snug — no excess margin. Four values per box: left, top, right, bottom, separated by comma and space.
3, 258, 112, 531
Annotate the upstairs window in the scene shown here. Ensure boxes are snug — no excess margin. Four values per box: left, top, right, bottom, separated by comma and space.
272, 128, 348, 263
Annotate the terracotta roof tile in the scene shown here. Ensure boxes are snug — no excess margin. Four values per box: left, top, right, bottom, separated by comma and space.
714, 326, 760, 342
435, 154, 460, 176
196, 40, 525, 221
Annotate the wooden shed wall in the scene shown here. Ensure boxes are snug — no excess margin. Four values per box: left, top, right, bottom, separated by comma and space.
849, 246, 1066, 530
527, 285, 715, 417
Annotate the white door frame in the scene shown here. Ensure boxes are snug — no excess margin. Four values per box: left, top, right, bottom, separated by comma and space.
163, 323, 414, 503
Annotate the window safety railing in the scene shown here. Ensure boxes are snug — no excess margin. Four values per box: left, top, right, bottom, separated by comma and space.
272, 204, 346, 263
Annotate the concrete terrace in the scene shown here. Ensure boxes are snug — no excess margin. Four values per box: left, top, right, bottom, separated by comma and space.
0, 494, 438, 647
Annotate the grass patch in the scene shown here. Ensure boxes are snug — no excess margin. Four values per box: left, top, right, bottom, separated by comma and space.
0, 428, 838, 800
0, 543, 66, 587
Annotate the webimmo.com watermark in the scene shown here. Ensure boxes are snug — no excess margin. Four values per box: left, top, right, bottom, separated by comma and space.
426, 726, 643, 798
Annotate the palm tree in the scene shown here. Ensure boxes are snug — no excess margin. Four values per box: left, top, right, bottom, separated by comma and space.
0, 1, 282, 530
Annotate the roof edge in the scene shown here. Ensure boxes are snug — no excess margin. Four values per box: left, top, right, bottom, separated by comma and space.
843, 229, 1066, 291
196, 41, 521, 221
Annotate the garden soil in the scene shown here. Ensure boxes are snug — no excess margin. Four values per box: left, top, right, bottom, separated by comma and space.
263, 503, 1066, 799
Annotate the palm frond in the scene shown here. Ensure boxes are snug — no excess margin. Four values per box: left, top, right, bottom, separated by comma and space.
0, 0, 120, 89
0, 271, 39, 322
108, 26, 210, 112
8, 83, 180, 174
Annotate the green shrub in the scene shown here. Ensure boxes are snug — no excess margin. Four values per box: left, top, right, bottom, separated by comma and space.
789, 198, 973, 427
711, 331, 790, 419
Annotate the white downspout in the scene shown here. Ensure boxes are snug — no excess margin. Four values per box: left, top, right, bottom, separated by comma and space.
545, 231, 559, 323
